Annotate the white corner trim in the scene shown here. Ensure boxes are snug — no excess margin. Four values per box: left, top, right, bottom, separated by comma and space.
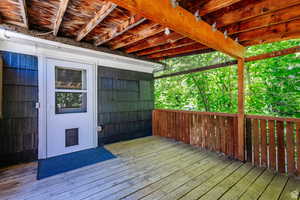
0, 29, 162, 73
38, 56, 47, 159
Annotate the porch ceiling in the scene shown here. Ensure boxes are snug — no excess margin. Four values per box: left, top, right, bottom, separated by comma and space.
0, 0, 300, 60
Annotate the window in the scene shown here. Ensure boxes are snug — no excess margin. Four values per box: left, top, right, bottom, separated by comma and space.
55, 67, 87, 114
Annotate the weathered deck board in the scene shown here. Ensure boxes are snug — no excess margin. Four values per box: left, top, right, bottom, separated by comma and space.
0, 136, 299, 200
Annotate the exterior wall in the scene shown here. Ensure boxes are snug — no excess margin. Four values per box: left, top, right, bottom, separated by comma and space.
97, 66, 154, 145
0, 51, 38, 167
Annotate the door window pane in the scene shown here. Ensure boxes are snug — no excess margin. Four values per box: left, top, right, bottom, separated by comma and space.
55, 92, 87, 114
55, 67, 86, 90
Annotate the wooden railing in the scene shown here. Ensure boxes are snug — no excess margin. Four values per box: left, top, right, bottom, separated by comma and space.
152, 109, 300, 176
245, 115, 300, 176
152, 109, 239, 159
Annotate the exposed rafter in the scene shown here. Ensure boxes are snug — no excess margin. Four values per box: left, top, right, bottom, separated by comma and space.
53, 0, 70, 36
18, 0, 28, 29
124, 32, 184, 53
76, 2, 117, 42
94, 15, 146, 46
148, 43, 205, 59
107, 0, 245, 58
137, 38, 194, 56
198, 0, 242, 16
108, 22, 164, 50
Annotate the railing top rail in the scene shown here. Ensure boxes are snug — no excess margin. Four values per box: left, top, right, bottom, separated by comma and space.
154, 109, 300, 122
154, 109, 238, 117
246, 114, 300, 123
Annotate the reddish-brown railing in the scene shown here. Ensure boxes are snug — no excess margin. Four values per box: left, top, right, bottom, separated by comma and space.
152, 109, 239, 159
152, 109, 300, 176
245, 115, 300, 176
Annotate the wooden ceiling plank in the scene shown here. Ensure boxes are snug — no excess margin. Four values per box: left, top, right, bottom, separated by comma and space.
94, 15, 146, 46
138, 38, 195, 56
109, 22, 165, 50
18, 0, 28, 29
200, 0, 242, 16
76, 2, 117, 42
107, 0, 245, 58
124, 32, 184, 53
148, 43, 207, 59
53, 0, 70, 36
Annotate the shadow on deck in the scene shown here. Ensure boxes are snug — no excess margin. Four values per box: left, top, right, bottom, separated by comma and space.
0, 136, 299, 200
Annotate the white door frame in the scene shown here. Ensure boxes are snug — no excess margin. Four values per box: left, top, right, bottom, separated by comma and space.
38, 56, 98, 159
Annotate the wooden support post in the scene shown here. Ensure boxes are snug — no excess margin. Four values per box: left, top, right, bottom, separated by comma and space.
237, 58, 245, 161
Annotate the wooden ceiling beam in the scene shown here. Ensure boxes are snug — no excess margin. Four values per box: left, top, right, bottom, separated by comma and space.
138, 2, 300, 57
94, 15, 146, 46
107, 0, 245, 58
76, 2, 116, 42
122, 0, 242, 54
53, 0, 70, 36
108, 22, 165, 50
18, 0, 28, 29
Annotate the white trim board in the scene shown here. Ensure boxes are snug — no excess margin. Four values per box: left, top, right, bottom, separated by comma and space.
0, 30, 161, 73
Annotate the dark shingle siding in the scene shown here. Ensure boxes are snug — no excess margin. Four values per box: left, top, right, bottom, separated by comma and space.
0, 51, 38, 167
97, 66, 154, 145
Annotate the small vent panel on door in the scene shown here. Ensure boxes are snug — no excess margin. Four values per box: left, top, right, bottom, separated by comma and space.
65, 128, 79, 147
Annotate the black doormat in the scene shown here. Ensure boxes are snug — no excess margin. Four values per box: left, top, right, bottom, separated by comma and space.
37, 147, 116, 180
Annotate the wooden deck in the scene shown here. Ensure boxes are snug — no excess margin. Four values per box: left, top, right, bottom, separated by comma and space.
0, 136, 300, 200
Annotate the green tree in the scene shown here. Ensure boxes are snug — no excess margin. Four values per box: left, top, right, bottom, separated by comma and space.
155, 39, 300, 118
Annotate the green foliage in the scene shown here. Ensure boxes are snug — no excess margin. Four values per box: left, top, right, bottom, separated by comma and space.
155, 39, 300, 118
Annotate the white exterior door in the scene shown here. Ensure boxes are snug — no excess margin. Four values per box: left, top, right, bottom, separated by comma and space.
46, 59, 94, 158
